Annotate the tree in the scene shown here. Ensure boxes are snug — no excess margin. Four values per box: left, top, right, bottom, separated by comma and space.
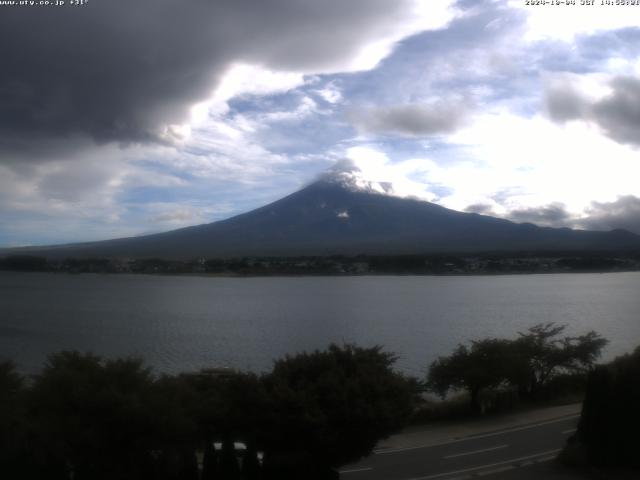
571, 346, 640, 469
147, 374, 200, 480
201, 440, 218, 480
427, 324, 608, 411
182, 368, 269, 479
262, 344, 416, 479
0, 361, 27, 478
27, 351, 167, 480
512, 323, 608, 399
427, 339, 513, 413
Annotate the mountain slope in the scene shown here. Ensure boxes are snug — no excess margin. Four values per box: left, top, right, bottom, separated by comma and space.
6, 174, 640, 259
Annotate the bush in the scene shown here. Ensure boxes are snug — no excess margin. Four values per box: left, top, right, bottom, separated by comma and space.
573, 346, 640, 469
0, 345, 418, 480
262, 344, 417, 477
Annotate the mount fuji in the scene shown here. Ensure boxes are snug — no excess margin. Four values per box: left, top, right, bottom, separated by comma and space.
5, 163, 640, 259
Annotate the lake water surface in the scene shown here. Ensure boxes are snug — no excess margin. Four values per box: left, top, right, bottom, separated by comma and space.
1, 271, 639, 376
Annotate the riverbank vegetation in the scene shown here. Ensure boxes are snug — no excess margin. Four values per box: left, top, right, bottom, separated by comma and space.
2, 251, 640, 275
0, 345, 415, 480
424, 323, 607, 415
0, 325, 617, 478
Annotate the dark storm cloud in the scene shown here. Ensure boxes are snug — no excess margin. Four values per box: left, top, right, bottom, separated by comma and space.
348, 102, 469, 137
465, 203, 495, 215
507, 203, 572, 227
0, 0, 424, 153
545, 75, 640, 147
579, 196, 640, 235
592, 77, 640, 146
545, 84, 588, 123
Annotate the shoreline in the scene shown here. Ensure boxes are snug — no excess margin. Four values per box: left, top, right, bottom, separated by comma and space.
2, 268, 640, 278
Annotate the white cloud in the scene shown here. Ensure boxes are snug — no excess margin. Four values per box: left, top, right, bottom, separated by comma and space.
169, 119, 290, 182
262, 96, 319, 123
315, 83, 343, 104
544, 72, 614, 105
340, 106, 640, 228
189, 64, 309, 125
343, 0, 458, 71
344, 146, 439, 200
0, 142, 194, 245
445, 111, 640, 215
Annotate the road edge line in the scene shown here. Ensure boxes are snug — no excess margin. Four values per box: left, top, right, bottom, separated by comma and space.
375, 414, 579, 455
408, 448, 561, 480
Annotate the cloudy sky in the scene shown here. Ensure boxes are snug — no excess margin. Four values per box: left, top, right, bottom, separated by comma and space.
3, 0, 640, 247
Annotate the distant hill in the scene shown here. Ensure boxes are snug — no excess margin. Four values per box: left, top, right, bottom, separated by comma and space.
4, 166, 640, 259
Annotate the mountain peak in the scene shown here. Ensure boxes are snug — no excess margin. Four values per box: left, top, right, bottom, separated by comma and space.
318, 159, 394, 195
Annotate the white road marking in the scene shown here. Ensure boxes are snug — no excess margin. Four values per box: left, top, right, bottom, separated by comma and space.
375, 415, 579, 455
561, 428, 577, 435
339, 467, 373, 474
407, 448, 561, 480
443, 444, 508, 459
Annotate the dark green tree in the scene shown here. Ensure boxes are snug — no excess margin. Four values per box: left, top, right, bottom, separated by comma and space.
427, 324, 608, 411
201, 440, 219, 480
573, 346, 640, 469
262, 344, 416, 479
147, 374, 200, 480
427, 339, 513, 412
241, 442, 262, 480
27, 351, 171, 480
512, 323, 608, 399
183, 369, 268, 479
219, 438, 241, 480
0, 361, 28, 478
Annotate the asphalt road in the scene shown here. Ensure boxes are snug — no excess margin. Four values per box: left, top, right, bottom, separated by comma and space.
339, 414, 580, 480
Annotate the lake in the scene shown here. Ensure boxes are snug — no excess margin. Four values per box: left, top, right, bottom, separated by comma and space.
1, 271, 639, 376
